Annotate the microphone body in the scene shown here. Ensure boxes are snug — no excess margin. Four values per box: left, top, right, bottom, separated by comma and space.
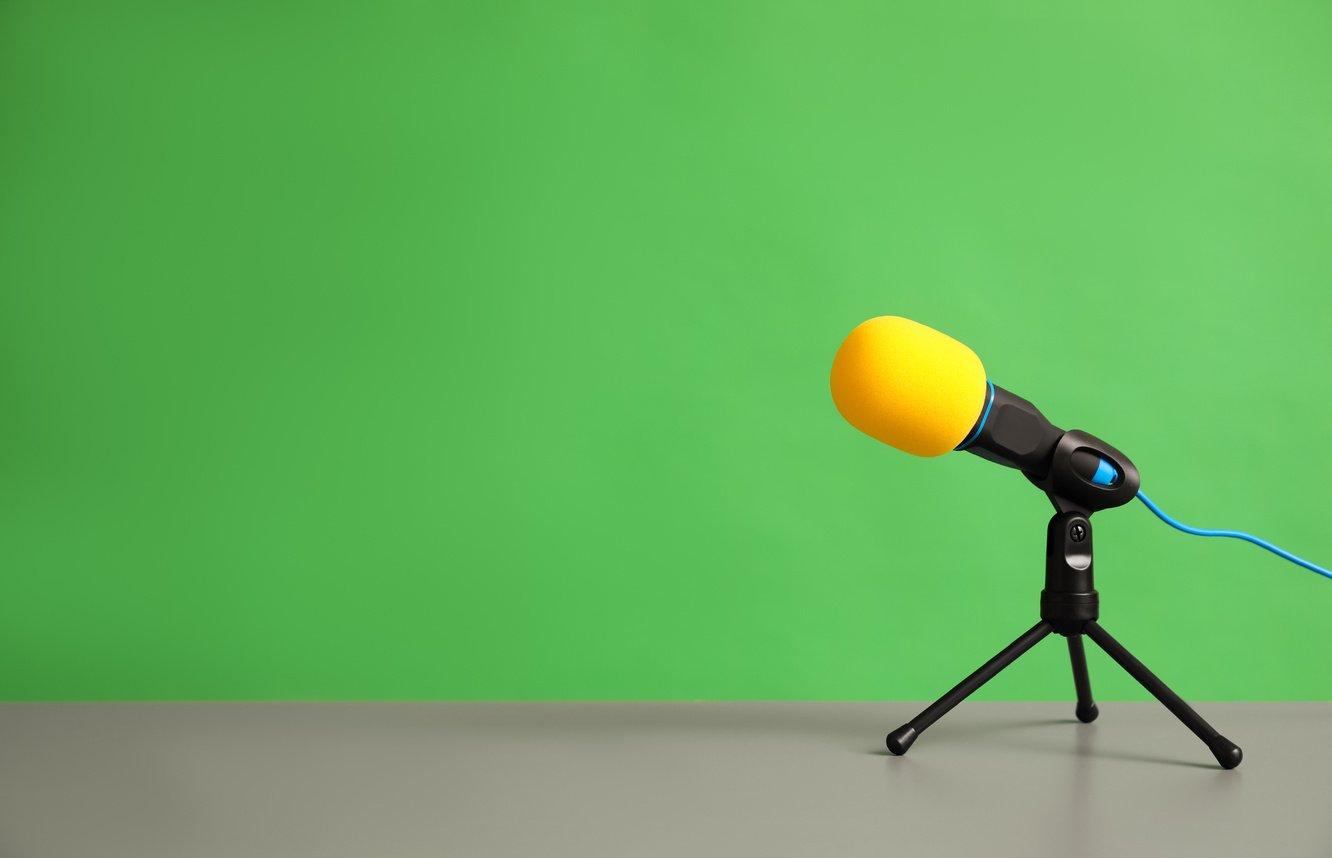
956, 383, 1061, 478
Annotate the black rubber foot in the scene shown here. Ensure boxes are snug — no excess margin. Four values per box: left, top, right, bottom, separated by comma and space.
1075, 702, 1099, 723
1208, 736, 1243, 770
885, 725, 918, 756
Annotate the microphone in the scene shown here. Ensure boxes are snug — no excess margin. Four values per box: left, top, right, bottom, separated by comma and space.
829, 316, 1140, 513
831, 316, 1324, 770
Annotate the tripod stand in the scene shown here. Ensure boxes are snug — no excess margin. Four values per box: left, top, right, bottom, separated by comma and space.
885, 509, 1243, 769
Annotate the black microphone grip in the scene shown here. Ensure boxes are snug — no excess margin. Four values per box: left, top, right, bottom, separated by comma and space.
959, 384, 1064, 478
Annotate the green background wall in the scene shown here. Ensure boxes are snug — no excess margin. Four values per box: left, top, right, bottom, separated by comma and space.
2, 0, 1330, 700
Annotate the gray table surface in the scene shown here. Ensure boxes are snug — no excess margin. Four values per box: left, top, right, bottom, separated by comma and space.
0, 701, 1328, 857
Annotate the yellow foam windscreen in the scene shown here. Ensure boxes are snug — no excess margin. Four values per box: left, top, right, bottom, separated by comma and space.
830, 316, 988, 457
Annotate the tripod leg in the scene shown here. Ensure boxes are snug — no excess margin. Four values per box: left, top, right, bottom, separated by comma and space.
1067, 635, 1098, 723
887, 620, 1053, 755
1084, 621, 1242, 769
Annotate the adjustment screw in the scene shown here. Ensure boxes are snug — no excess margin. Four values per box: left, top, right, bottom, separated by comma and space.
1070, 523, 1087, 543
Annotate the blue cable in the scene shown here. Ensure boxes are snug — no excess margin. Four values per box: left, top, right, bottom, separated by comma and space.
1136, 491, 1332, 580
